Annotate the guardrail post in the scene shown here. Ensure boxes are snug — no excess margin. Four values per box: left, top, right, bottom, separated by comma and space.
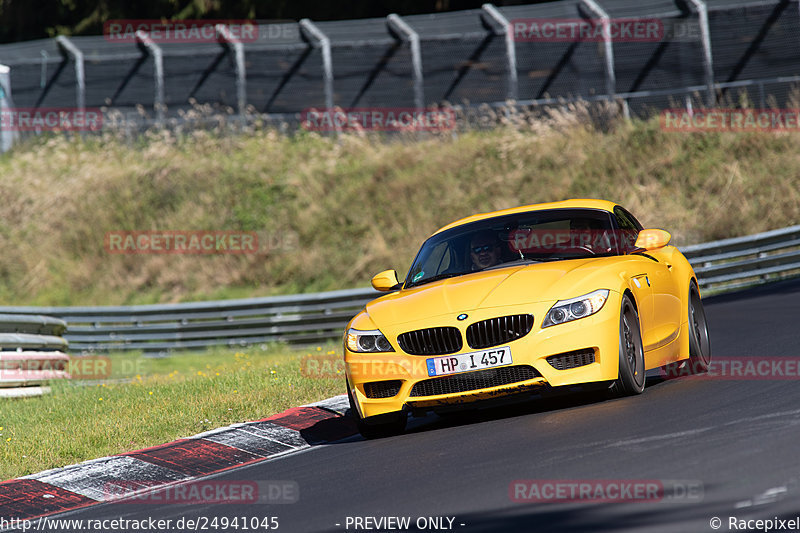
299, 19, 334, 111
687, 0, 715, 106
135, 31, 165, 124
0, 64, 17, 153
216, 24, 247, 118
387, 14, 425, 109
55, 36, 86, 112
481, 4, 518, 101
580, 0, 616, 99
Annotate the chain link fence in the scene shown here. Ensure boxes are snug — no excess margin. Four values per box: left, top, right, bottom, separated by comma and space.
1, 0, 799, 147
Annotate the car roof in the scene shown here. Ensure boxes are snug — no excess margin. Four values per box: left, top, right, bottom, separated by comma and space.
432, 199, 620, 236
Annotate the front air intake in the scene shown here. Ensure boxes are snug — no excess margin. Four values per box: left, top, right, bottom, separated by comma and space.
364, 380, 403, 399
409, 365, 539, 397
546, 349, 596, 370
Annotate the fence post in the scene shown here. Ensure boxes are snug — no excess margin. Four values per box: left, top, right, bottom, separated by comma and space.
0, 64, 16, 153
299, 19, 334, 111
216, 24, 247, 118
687, 0, 715, 106
55, 36, 86, 112
135, 31, 165, 124
580, 0, 616, 99
387, 14, 425, 109
481, 4, 518, 102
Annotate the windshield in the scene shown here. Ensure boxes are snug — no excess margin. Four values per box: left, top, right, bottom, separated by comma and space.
404, 208, 630, 289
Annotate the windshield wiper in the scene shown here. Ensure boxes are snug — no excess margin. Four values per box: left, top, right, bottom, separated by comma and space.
407, 272, 462, 288
480, 258, 536, 271
479, 256, 584, 271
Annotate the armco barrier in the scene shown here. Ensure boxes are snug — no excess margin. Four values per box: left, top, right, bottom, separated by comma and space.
0, 226, 797, 355
0, 288, 378, 355
682, 225, 800, 293
0, 314, 70, 397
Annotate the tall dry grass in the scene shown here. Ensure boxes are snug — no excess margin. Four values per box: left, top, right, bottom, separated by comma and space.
0, 109, 798, 305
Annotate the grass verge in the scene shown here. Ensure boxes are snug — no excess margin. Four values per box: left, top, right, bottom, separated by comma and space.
0, 343, 344, 481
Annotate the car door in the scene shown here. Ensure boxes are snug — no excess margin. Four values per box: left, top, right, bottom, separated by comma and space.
643, 248, 682, 350
614, 206, 681, 352
624, 259, 658, 349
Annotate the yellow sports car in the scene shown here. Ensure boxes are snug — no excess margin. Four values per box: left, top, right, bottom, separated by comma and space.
344, 199, 711, 438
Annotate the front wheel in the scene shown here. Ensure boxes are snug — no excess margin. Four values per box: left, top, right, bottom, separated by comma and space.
347, 383, 407, 439
687, 280, 711, 373
610, 293, 646, 396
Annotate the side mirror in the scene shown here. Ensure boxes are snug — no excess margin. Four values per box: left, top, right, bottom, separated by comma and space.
634, 229, 671, 251
371, 269, 401, 292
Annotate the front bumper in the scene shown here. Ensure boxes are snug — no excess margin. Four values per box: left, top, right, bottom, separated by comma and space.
346, 291, 622, 419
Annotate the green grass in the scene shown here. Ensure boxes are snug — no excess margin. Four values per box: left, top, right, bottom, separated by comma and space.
0, 343, 344, 481
0, 112, 798, 306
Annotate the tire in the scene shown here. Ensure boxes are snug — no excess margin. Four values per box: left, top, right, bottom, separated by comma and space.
347, 383, 407, 439
610, 293, 646, 396
686, 280, 712, 373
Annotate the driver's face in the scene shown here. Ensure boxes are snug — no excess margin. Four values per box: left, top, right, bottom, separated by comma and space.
470, 238, 499, 269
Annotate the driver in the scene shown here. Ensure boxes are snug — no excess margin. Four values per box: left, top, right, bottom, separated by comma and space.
470, 231, 502, 270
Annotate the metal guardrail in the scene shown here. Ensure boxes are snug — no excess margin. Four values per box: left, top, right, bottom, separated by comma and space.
0, 227, 797, 355
0, 314, 70, 397
0, 289, 378, 355
683, 225, 800, 293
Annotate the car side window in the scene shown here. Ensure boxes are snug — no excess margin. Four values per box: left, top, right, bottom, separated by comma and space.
422, 241, 451, 276
615, 207, 643, 231
614, 207, 641, 253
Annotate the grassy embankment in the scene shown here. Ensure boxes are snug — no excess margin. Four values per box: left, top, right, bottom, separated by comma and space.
1, 114, 798, 307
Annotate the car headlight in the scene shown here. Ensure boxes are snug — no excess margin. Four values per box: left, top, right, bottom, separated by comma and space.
345, 328, 395, 353
542, 289, 609, 328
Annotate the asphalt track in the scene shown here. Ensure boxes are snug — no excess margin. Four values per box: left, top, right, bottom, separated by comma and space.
35, 278, 800, 532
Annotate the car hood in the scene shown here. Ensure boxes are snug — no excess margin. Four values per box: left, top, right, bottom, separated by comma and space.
365, 258, 617, 326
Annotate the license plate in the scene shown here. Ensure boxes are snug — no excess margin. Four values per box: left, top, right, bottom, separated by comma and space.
426, 347, 512, 377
